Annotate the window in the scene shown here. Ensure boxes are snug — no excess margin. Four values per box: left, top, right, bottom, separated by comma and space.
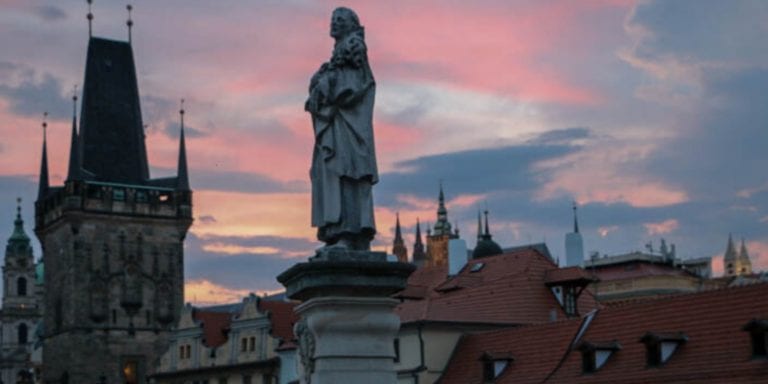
249, 336, 255, 351
242, 375, 252, 384
578, 341, 621, 373
394, 338, 400, 363
17, 277, 27, 296
18, 323, 28, 344
640, 332, 687, 367
135, 190, 148, 203
186, 345, 191, 359
179, 345, 185, 359
113, 189, 126, 201
471, 263, 485, 273
241, 338, 248, 352
480, 352, 513, 381
743, 319, 768, 358
122, 360, 138, 384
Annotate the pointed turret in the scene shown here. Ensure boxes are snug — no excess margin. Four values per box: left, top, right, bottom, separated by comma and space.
740, 238, 750, 261
392, 212, 407, 263
412, 218, 426, 266
37, 115, 49, 200
724, 234, 737, 261
66, 91, 81, 181
476, 211, 483, 241
177, 100, 190, 191
8, 198, 30, 245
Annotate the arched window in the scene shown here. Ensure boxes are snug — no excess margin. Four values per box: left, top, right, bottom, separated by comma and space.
18, 323, 28, 344
17, 277, 27, 296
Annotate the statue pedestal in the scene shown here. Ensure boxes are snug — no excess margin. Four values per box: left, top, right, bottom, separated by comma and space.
278, 249, 415, 384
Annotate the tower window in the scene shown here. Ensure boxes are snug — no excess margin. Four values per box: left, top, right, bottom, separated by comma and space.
743, 319, 768, 358
394, 338, 400, 363
17, 277, 27, 296
18, 323, 28, 344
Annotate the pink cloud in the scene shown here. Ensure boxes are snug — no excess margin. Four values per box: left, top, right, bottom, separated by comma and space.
643, 219, 679, 236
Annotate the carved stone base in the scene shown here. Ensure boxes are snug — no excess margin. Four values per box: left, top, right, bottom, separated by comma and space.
277, 250, 415, 384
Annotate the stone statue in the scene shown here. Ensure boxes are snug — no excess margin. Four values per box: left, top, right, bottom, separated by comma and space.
306, 7, 377, 251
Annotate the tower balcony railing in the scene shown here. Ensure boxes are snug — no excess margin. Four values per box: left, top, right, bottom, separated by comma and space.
35, 180, 192, 229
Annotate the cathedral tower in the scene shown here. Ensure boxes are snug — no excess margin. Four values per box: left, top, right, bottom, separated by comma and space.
425, 185, 459, 267
565, 202, 584, 267
724, 234, 752, 277
34, 31, 192, 383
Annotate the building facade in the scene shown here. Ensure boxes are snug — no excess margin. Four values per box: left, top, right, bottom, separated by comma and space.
152, 295, 298, 384
34, 34, 192, 383
1, 202, 43, 384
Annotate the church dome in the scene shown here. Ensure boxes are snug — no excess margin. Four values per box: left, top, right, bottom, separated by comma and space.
473, 238, 503, 259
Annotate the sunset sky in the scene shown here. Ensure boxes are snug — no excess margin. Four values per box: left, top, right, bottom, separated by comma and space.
1, 0, 766, 305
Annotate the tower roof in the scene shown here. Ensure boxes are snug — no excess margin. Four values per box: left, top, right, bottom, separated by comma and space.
433, 183, 452, 236
394, 212, 403, 243
66, 91, 81, 181
473, 209, 502, 259
78, 37, 149, 184
739, 238, 751, 262
177, 100, 190, 191
37, 117, 49, 200
9, 199, 29, 242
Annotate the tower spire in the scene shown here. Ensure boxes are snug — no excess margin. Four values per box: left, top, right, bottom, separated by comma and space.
37, 112, 49, 200
394, 212, 403, 241
484, 209, 490, 237
176, 99, 190, 191
572, 201, 580, 233
476, 211, 483, 241
392, 212, 407, 263
9, 197, 30, 243
87, 0, 93, 38
412, 217, 426, 266
126, 4, 133, 44
66, 86, 81, 181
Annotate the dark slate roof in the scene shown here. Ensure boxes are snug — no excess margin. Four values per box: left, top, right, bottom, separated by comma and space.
78, 37, 149, 184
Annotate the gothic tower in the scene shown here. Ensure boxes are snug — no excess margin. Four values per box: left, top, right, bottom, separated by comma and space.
392, 213, 408, 263
412, 218, 426, 267
724, 235, 752, 277
34, 32, 192, 383
425, 185, 459, 267
1, 200, 42, 384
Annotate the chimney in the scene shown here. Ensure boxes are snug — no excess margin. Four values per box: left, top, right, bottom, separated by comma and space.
448, 238, 468, 276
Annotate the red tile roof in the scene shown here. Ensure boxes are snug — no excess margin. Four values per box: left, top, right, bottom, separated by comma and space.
395, 248, 599, 325
439, 282, 768, 383
258, 300, 298, 344
193, 310, 232, 348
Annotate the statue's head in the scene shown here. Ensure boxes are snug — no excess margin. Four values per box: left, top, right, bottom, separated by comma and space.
330, 7, 361, 39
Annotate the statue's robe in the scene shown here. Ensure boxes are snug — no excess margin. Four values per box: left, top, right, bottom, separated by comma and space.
307, 29, 378, 245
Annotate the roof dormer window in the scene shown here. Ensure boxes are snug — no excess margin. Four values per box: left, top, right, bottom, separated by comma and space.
640, 332, 687, 367
480, 352, 513, 382
743, 319, 768, 358
578, 341, 621, 373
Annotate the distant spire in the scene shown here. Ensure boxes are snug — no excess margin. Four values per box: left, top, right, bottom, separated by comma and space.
87, 0, 93, 38
484, 209, 490, 237
412, 217, 426, 265
476, 211, 483, 241
572, 201, 580, 233
66, 86, 81, 181
454, 221, 459, 236
434, 181, 452, 235
394, 212, 403, 241
415, 218, 423, 245
126, 4, 133, 44
37, 112, 49, 200
739, 238, 750, 261
176, 99, 190, 191
724, 233, 737, 261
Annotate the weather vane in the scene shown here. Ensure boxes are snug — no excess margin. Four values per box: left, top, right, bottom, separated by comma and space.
87, 0, 93, 37
126, 4, 133, 44
42, 111, 48, 137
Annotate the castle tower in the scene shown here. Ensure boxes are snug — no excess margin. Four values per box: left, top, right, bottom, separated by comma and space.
392, 213, 408, 263
724, 235, 752, 277
425, 184, 458, 267
1, 199, 42, 384
34, 30, 192, 383
565, 202, 584, 267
